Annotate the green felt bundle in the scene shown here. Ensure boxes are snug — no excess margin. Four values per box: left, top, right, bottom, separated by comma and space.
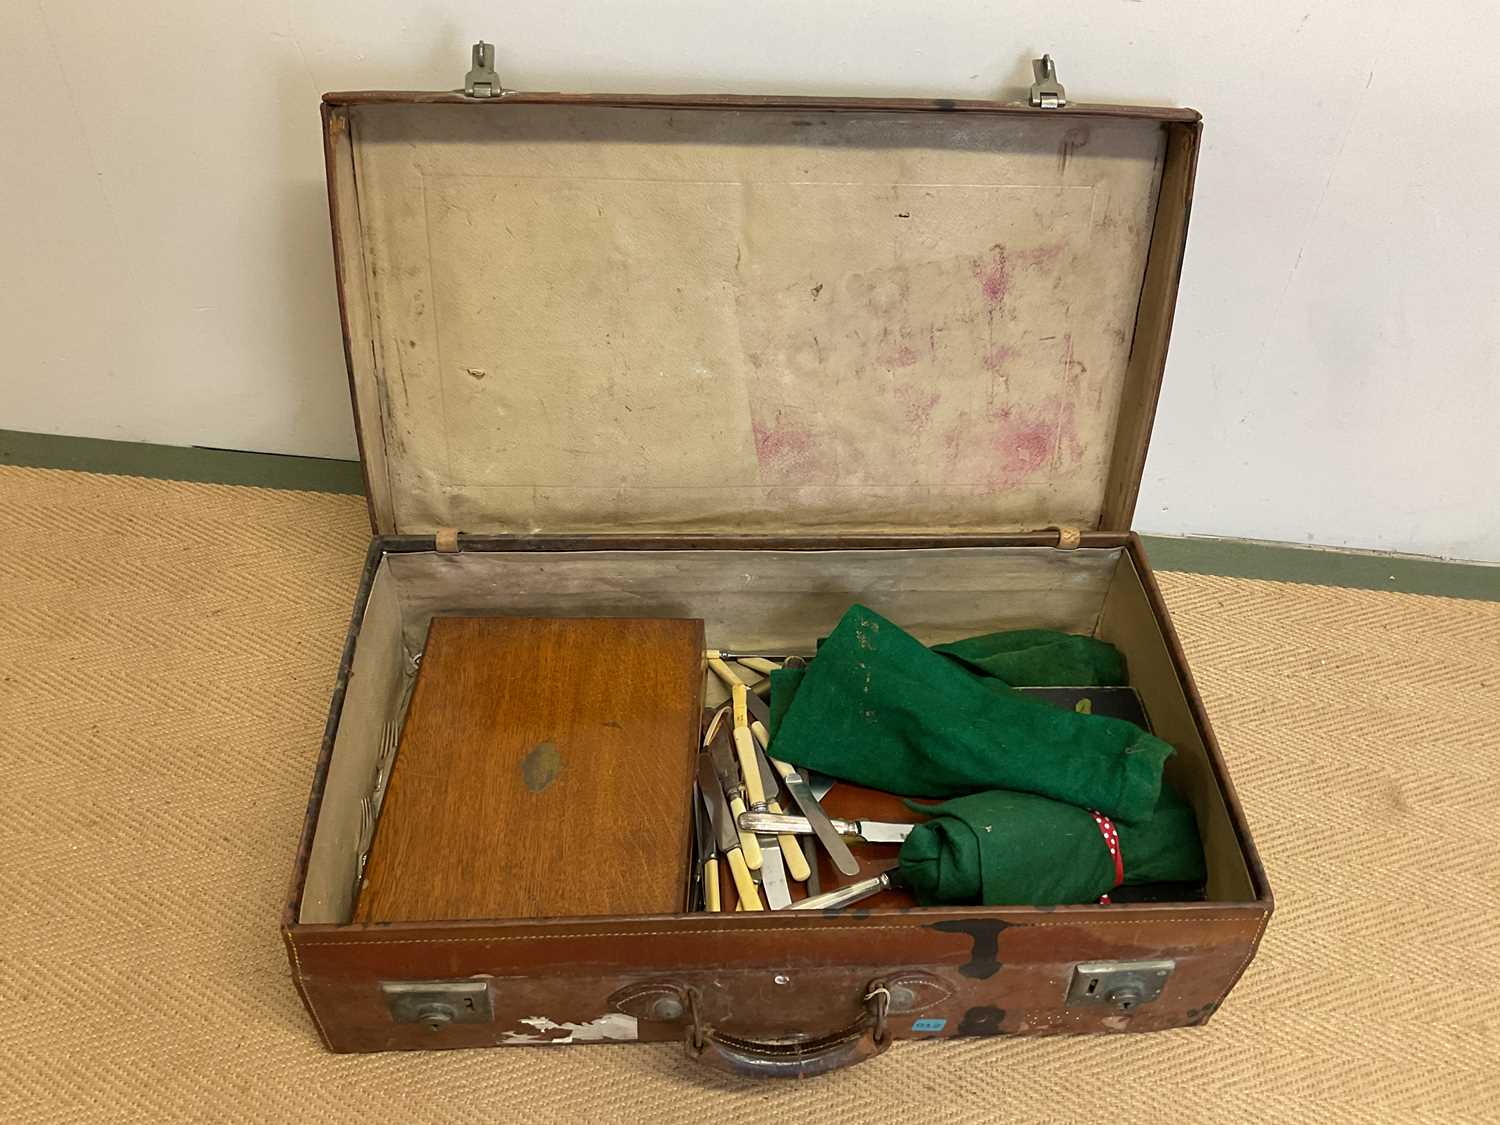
897, 786, 1205, 906
932, 629, 1126, 687
768, 605, 1174, 823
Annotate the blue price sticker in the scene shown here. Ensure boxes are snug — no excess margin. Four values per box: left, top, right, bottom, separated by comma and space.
911, 1018, 946, 1033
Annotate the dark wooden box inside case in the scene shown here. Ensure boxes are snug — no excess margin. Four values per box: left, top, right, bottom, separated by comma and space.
282, 79, 1271, 1076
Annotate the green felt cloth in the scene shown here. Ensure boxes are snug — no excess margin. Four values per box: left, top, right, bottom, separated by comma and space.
898, 786, 1205, 906
768, 605, 1173, 822
932, 629, 1125, 687
769, 625, 1124, 719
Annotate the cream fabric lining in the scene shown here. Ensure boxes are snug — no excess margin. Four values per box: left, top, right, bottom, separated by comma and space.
298, 544, 1255, 923
341, 104, 1167, 536
300, 565, 406, 925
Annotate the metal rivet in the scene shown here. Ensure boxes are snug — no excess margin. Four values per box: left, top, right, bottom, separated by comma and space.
774, 974, 790, 986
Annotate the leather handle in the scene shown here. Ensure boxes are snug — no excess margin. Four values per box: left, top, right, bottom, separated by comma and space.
684, 980, 891, 1079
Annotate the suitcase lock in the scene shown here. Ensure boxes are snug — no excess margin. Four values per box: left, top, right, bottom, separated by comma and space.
1065, 959, 1174, 1011
381, 979, 493, 1029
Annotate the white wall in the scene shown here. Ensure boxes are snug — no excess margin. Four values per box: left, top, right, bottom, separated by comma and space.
3, 2, 1496, 560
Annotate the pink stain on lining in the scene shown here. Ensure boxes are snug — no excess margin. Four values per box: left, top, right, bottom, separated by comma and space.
973, 245, 1010, 306
879, 342, 920, 369
941, 395, 1080, 490
971, 243, 1064, 308
751, 413, 826, 482
982, 345, 1014, 372
1001, 419, 1057, 477
895, 386, 941, 433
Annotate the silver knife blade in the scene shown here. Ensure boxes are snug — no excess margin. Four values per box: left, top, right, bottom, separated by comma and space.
742, 720, 793, 907
741, 664, 824, 890
694, 783, 716, 860
746, 724, 782, 805
758, 830, 791, 908
697, 755, 740, 855
742, 685, 773, 729
741, 689, 810, 815
738, 811, 916, 845
772, 757, 860, 876
742, 669, 835, 803
842, 819, 913, 845
707, 727, 743, 802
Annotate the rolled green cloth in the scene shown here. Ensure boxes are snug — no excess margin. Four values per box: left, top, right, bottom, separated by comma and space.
770, 623, 1125, 720
932, 629, 1126, 687
898, 786, 1205, 906
768, 604, 1174, 822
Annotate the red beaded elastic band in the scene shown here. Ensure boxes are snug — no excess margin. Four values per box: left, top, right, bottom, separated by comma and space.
1090, 810, 1124, 905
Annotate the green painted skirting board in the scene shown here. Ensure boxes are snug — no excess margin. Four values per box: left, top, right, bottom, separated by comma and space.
3, 428, 1496, 602
1139, 535, 1498, 603
0, 428, 365, 495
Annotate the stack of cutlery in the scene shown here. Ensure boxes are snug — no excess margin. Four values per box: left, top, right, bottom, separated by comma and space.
692, 651, 909, 913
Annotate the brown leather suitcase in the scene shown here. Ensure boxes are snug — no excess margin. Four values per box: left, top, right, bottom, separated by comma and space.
282, 53, 1272, 1077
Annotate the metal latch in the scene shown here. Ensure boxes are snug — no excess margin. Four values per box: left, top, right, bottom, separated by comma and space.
1029, 55, 1067, 108
463, 41, 502, 98
382, 979, 493, 1029
1065, 959, 1173, 1011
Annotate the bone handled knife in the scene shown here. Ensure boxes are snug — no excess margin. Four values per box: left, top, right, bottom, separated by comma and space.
708, 726, 762, 870
740, 688, 828, 888
733, 656, 781, 676
770, 756, 861, 876
706, 653, 746, 690
730, 684, 766, 808
697, 755, 761, 910
747, 721, 811, 882
694, 783, 720, 912
738, 810, 916, 844
744, 666, 840, 894
788, 871, 895, 912
728, 684, 792, 906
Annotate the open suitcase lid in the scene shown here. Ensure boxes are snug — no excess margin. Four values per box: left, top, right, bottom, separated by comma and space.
322, 67, 1200, 538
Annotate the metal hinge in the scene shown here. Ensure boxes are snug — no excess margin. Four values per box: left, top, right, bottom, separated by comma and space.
463, 41, 502, 98
1029, 54, 1067, 108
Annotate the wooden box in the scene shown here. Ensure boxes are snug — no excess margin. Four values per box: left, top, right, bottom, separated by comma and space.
352, 615, 706, 924
282, 66, 1272, 1077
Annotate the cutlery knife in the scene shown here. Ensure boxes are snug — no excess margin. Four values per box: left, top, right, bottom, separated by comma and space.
788, 870, 897, 911
708, 726, 762, 870
747, 723, 812, 883
729, 683, 790, 906
739, 675, 841, 885
770, 756, 860, 876
697, 754, 761, 909
693, 783, 720, 912
740, 690, 812, 883
738, 810, 916, 845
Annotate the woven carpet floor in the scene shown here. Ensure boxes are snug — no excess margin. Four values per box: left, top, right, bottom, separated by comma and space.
2, 464, 1496, 1124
